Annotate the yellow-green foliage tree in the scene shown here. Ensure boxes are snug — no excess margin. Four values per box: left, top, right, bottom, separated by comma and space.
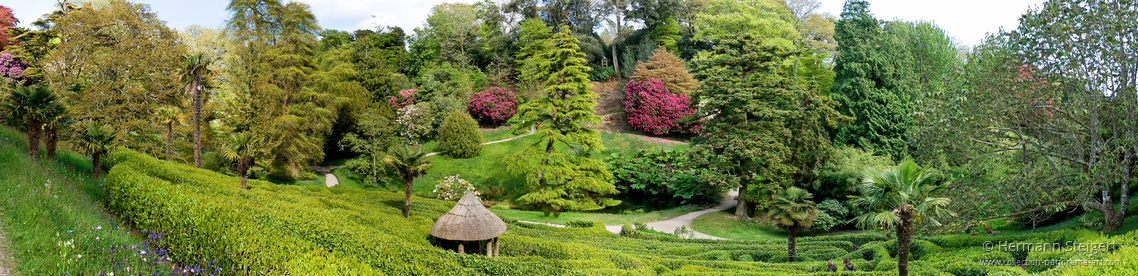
507, 28, 619, 215
225, 0, 342, 179
438, 111, 482, 158
630, 48, 699, 95
42, 0, 185, 157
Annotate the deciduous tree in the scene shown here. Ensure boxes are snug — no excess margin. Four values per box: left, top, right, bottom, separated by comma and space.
630, 48, 699, 95
43, 0, 184, 159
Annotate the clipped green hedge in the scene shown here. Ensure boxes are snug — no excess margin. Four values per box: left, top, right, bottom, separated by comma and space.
103, 149, 1138, 275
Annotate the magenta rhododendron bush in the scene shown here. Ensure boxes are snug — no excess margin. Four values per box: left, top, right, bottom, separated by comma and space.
467, 86, 517, 123
0, 52, 28, 83
389, 88, 418, 109
623, 78, 699, 135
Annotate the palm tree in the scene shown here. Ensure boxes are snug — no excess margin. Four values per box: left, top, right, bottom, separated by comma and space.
221, 132, 260, 190
1, 85, 59, 158
40, 102, 70, 159
767, 186, 818, 263
383, 145, 434, 218
156, 106, 183, 161
75, 122, 116, 178
182, 52, 213, 168
851, 158, 956, 276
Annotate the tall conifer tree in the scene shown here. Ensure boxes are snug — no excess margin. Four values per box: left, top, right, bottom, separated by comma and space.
506, 28, 619, 215
830, 0, 914, 160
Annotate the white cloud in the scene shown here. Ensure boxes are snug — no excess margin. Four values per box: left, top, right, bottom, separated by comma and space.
296, 0, 481, 34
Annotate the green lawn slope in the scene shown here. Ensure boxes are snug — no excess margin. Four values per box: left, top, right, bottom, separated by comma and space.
0, 127, 172, 275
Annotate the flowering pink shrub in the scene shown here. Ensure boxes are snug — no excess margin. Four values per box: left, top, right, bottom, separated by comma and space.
467, 87, 517, 123
389, 89, 418, 109
623, 78, 700, 135
0, 52, 28, 83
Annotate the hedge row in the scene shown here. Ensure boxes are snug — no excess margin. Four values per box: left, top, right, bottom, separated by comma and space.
103, 149, 1138, 275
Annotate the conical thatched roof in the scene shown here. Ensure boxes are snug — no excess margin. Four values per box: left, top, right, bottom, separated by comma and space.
431, 191, 507, 241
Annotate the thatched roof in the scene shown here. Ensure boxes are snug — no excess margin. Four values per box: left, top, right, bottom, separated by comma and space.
431, 191, 507, 241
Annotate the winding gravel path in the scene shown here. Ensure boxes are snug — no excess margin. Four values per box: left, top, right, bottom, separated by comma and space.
639, 189, 737, 239
519, 189, 738, 240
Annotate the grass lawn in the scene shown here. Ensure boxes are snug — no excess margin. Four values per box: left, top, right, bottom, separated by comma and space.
491, 205, 702, 226
413, 130, 683, 198
421, 127, 519, 153
691, 209, 787, 240
331, 166, 365, 190
0, 127, 172, 275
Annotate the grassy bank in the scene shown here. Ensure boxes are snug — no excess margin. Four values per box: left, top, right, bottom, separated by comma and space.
691, 210, 787, 240
0, 127, 171, 275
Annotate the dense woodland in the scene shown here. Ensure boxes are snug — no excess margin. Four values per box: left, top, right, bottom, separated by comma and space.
0, 0, 1136, 274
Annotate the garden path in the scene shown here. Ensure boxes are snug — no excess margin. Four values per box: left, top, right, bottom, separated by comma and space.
638, 189, 737, 239
311, 165, 345, 187
423, 129, 535, 157
0, 226, 15, 276
517, 190, 737, 240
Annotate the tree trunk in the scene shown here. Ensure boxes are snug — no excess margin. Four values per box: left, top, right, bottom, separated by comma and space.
240, 170, 248, 190
26, 118, 40, 158
166, 121, 173, 161
45, 128, 57, 159
193, 72, 203, 168
486, 239, 493, 257
404, 176, 413, 218
611, 44, 620, 79
735, 182, 748, 217
494, 237, 500, 257
92, 152, 102, 178
787, 226, 797, 262
897, 204, 914, 276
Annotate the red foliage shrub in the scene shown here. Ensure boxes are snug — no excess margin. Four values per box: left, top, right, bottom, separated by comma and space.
467, 87, 517, 123
622, 78, 700, 135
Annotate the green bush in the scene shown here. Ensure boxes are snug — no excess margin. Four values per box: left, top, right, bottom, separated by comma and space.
437, 111, 483, 158
812, 199, 849, 232
430, 96, 466, 131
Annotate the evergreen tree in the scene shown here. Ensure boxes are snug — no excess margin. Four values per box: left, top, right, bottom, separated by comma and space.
506, 28, 619, 215
438, 111, 483, 158
514, 18, 554, 94
830, 0, 914, 160
689, 34, 800, 217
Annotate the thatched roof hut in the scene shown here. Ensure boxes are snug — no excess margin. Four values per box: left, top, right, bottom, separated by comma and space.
431, 191, 506, 256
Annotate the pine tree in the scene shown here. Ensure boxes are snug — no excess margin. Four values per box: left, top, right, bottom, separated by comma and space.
438, 111, 482, 158
506, 28, 619, 215
830, 0, 915, 160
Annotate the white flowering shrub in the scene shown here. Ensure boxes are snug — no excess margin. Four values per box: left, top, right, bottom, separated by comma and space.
432, 175, 479, 201
395, 103, 433, 143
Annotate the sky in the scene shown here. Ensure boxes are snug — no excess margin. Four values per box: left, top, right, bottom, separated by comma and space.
7, 0, 1046, 47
